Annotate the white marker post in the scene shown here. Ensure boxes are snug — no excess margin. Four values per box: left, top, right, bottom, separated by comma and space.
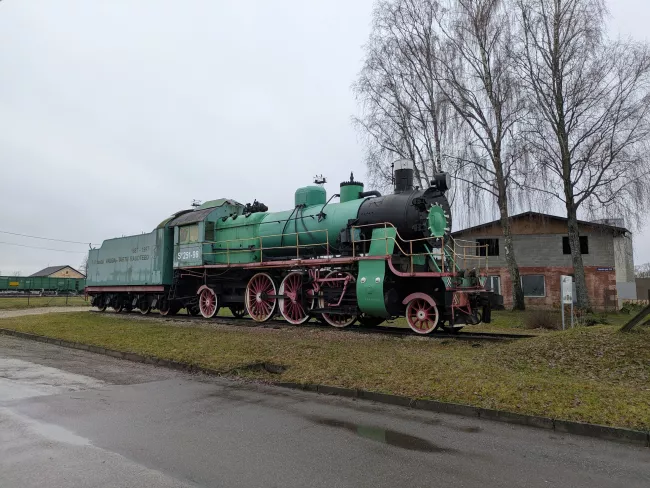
560, 275, 574, 330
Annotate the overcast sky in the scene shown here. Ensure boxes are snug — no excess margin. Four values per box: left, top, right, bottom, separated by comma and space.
0, 0, 647, 275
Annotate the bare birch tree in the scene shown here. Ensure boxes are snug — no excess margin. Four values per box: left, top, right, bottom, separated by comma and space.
354, 0, 451, 190
80, 254, 89, 277
433, 0, 526, 309
516, 0, 650, 309
635, 263, 650, 279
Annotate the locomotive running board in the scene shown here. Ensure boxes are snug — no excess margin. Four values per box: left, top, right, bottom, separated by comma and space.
179, 256, 386, 270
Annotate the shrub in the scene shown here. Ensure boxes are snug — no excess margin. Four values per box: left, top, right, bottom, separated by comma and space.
621, 301, 648, 314
524, 310, 560, 330
572, 313, 608, 327
580, 317, 599, 327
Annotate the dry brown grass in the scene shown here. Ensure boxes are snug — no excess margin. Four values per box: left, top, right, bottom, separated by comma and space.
523, 310, 561, 330
1, 312, 648, 430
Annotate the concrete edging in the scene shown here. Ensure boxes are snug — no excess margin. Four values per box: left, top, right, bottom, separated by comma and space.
1, 327, 648, 448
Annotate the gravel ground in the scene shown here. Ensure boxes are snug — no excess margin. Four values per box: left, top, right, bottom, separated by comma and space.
0, 307, 91, 319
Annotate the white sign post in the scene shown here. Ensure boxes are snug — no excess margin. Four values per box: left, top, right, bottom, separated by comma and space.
560, 275, 574, 330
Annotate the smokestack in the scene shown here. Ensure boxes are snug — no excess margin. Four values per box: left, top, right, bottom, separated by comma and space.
394, 159, 414, 193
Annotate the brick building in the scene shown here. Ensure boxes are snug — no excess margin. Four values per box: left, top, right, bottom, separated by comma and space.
452, 212, 635, 310
29, 265, 85, 279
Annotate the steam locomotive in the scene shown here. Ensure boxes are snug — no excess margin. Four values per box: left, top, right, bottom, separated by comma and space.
86, 160, 498, 334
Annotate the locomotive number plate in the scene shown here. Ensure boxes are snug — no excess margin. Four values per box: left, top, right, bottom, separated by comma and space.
177, 250, 200, 260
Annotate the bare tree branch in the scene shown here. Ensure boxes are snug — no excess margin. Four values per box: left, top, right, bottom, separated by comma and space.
433, 0, 527, 309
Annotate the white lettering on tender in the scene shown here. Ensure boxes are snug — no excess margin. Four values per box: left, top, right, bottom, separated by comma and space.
177, 250, 200, 261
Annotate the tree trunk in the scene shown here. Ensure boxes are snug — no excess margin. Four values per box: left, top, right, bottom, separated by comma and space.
496, 178, 525, 310
566, 203, 591, 311
432, 115, 443, 173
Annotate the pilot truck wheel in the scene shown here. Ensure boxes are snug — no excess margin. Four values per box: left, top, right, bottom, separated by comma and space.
199, 287, 219, 319
405, 295, 439, 334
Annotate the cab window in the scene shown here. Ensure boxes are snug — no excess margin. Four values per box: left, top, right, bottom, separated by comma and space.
205, 221, 215, 242
179, 224, 199, 243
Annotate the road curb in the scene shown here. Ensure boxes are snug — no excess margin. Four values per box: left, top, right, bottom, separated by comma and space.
1, 327, 648, 448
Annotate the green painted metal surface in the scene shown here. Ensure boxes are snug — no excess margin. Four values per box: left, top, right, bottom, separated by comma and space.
205, 212, 266, 265
258, 199, 363, 257
198, 198, 238, 210
174, 242, 204, 267
0, 276, 86, 292
203, 198, 366, 264
174, 223, 203, 267
356, 227, 396, 317
173, 200, 246, 267
427, 205, 447, 237
294, 186, 326, 207
339, 183, 363, 203
88, 228, 173, 286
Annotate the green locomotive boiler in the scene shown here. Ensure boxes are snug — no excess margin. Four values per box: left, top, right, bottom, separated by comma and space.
86, 161, 499, 333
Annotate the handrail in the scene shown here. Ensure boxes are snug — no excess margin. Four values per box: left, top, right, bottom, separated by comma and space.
350, 222, 489, 275
199, 221, 488, 277
351, 234, 488, 274
202, 229, 331, 264
203, 229, 329, 247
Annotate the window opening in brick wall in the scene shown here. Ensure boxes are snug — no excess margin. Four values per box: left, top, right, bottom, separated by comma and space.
476, 238, 499, 256
487, 275, 501, 295
521, 275, 545, 297
562, 236, 589, 254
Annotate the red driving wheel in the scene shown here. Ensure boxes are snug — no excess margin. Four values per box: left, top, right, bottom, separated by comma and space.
245, 273, 277, 322
319, 271, 356, 328
279, 272, 313, 325
199, 287, 219, 319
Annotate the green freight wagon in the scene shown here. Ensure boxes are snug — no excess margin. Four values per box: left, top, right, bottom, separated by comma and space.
0, 276, 86, 294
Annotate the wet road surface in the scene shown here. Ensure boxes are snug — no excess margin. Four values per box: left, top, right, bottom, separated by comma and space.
0, 334, 648, 488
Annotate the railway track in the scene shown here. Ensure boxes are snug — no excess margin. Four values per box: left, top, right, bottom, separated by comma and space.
91, 309, 534, 341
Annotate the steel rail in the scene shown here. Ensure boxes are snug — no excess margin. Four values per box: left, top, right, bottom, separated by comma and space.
89, 309, 533, 340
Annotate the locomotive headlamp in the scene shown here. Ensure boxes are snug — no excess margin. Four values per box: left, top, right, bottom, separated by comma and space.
432, 173, 451, 192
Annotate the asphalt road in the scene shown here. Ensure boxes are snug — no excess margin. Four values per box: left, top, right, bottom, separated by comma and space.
0, 335, 648, 488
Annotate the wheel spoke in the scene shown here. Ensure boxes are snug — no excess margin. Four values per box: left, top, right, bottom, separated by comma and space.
406, 296, 438, 334
246, 274, 277, 322
199, 288, 219, 318
278, 272, 309, 324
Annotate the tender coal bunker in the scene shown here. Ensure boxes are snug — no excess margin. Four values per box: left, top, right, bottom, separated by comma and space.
307, 415, 453, 453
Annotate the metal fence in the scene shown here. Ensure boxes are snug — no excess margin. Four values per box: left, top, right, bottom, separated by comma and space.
0, 294, 89, 306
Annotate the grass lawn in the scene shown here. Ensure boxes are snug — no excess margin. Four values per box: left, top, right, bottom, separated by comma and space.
1, 311, 648, 431
464, 309, 635, 334
0, 296, 90, 310
358, 309, 633, 335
